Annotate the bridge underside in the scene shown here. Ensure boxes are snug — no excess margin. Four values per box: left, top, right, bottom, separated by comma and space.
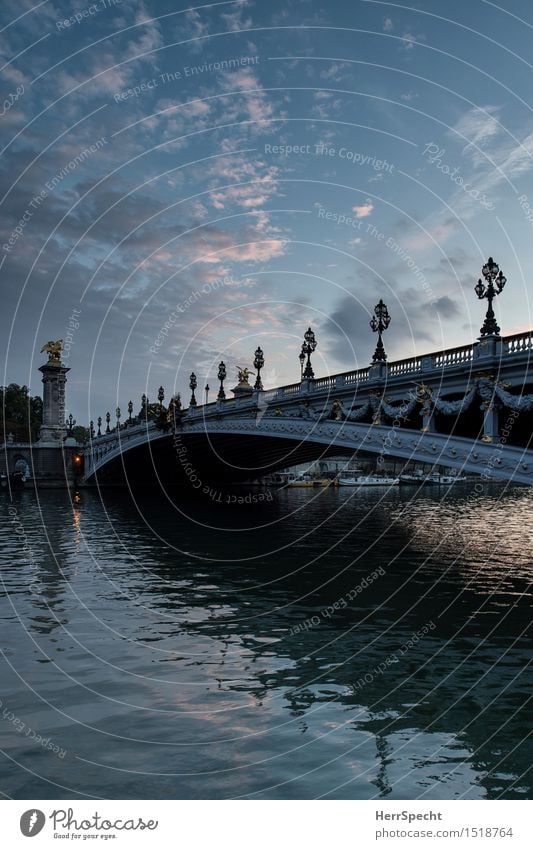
90, 431, 351, 487
85, 417, 533, 487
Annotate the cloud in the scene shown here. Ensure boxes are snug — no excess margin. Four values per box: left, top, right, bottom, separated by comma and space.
453, 105, 502, 159
353, 201, 374, 218
401, 32, 426, 52
319, 62, 351, 82
221, 0, 252, 32
383, 18, 394, 32
431, 296, 461, 319
443, 106, 533, 211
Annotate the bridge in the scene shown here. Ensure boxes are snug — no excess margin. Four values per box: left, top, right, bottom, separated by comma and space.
82, 258, 533, 488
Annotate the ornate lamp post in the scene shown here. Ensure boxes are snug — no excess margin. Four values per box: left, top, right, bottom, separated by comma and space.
217, 361, 226, 399
475, 256, 506, 337
167, 393, 182, 432
253, 346, 264, 390
97, 416, 102, 437
370, 299, 391, 362
158, 386, 165, 414
205, 384, 210, 404
127, 400, 133, 422
116, 406, 121, 430
90, 420, 95, 439
105, 411, 111, 433
301, 327, 317, 379
66, 413, 76, 436
299, 346, 306, 379
189, 372, 197, 407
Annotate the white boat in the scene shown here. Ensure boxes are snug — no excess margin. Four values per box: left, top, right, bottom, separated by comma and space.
400, 472, 466, 486
399, 473, 433, 486
437, 474, 467, 485
338, 475, 399, 487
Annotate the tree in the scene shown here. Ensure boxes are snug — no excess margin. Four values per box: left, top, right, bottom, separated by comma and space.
0, 384, 43, 443
72, 425, 89, 444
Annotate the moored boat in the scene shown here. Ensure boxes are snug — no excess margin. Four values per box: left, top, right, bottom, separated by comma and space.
338, 475, 399, 487
288, 475, 335, 487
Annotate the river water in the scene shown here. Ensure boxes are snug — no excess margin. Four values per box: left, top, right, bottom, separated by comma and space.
0, 484, 531, 800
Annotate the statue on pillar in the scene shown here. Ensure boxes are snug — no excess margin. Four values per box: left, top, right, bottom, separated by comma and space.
38, 340, 70, 444
232, 366, 255, 398
40, 340, 63, 365
237, 367, 254, 385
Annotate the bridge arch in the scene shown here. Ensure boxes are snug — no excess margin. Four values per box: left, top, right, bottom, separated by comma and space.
84, 416, 533, 486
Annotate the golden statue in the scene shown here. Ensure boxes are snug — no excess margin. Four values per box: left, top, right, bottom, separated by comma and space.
237, 366, 254, 385
41, 340, 63, 364
331, 399, 343, 421
415, 382, 432, 401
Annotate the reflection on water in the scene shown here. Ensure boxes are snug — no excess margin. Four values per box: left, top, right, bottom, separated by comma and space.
0, 485, 532, 799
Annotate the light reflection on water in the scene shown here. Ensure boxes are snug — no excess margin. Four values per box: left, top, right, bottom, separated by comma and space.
0, 485, 531, 800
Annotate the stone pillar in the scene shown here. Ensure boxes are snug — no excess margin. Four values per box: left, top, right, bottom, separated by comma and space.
369, 361, 386, 380
422, 409, 435, 433
473, 335, 503, 360
38, 362, 70, 444
482, 403, 500, 443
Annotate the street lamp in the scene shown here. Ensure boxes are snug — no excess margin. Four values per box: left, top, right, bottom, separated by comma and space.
189, 372, 197, 407
105, 411, 111, 433
475, 256, 506, 337
97, 416, 102, 437
301, 327, 317, 379
89, 420, 94, 439
115, 406, 121, 430
370, 299, 391, 362
253, 346, 265, 390
158, 386, 165, 414
299, 346, 306, 379
205, 384, 210, 404
127, 400, 133, 422
217, 361, 226, 399
66, 413, 76, 436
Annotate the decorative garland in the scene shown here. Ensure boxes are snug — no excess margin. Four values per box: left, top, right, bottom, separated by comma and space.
493, 383, 533, 412
379, 395, 419, 420
337, 399, 372, 422
432, 384, 478, 415
266, 376, 533, 425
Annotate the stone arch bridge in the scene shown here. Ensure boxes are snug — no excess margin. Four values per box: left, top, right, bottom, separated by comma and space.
84, 331, 533, 487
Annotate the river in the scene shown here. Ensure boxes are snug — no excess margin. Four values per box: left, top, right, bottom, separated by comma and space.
0, 483, 531, 799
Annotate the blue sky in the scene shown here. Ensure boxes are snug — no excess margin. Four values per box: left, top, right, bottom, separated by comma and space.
2, 0, 533, 422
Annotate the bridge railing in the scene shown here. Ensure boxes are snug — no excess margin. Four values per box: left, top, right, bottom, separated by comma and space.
503, 331, 533, 355
87, 328, 533, 449
388, 356, 422, 377
432, 344, 473, 368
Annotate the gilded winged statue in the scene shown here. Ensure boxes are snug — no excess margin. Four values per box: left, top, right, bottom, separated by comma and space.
237, 367, 254, 385
40, 340, 63, 364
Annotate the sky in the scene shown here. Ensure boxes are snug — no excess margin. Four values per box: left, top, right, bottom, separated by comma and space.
2, 0, 533, 423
